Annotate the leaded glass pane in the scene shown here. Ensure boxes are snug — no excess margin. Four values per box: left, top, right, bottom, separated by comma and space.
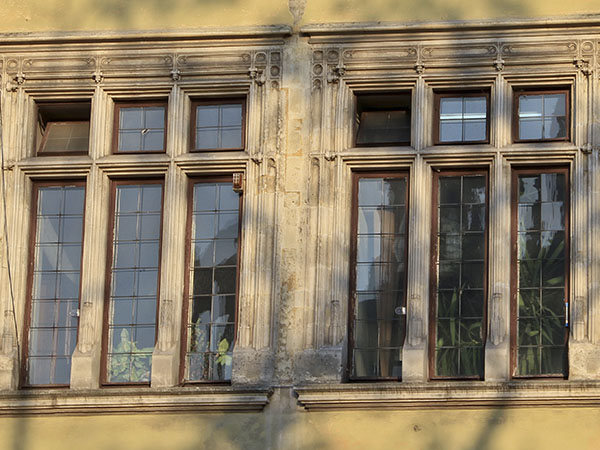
117, 105, 165, 152
185, 182, 239, 382
515, 172, 567, 376
194, 103, 244, 150
434, 174, 486, 378
27, 185, 84, 385
351, 176, 407, 379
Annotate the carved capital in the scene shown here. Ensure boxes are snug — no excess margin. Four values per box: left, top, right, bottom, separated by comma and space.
248, 67, 266, 86
327, 64, 346, 84
581, 143, 594, 154
493, 58, 505, 71
574, 58, 593, 77
92, 71, 104, 83
251, 153, 264, 165
324, 152, 337, 162
170, 68, 181, 82
6, 74, 25, 92
414, 63, 425, 75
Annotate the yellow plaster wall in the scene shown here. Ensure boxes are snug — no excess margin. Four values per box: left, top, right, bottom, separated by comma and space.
0, 0, 599, 33
2, 406, 600, 450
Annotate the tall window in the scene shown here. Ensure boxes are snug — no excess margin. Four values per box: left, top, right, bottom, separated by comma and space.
24, 183, 85, 386
349, 173, 408, 379
103, 181, 163, 384
512, 168, 568, 377
182, 179, 240, 382
430, 171, 487, 379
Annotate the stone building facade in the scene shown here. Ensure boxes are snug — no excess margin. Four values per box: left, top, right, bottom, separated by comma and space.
1, 4, 600, 449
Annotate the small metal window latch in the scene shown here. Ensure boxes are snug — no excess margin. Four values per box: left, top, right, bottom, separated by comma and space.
565, 300, 569, 328
394, 307, 407, 316
69, 309, 80, 318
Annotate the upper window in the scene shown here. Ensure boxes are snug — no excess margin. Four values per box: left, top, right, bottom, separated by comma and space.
36, 102, 91, 155
191, 99, 245, 151
434, 92, 489, 145
113, 101, 167, 153
513, 89, 569, 142
349, 172, 408, 380
23, 182, 85, 386
355, 93, 411, 146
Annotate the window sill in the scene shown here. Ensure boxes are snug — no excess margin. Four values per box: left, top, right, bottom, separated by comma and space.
0, 386, 271, 415
295, 380, 600, 410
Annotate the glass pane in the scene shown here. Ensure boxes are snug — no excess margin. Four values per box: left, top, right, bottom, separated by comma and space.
196, 106, 219, 127
120, 108, 143, 129
440, 97, 463, 116
221, 104, 243, 126
144, 107, 165, 128
515, 171, 567, 376
440, 121, 462, 142
352, 174, 407, 379
544, 94, 566, 116
519, 119, 543, 140
463, 120, 486, 141
185, 182, 241, 382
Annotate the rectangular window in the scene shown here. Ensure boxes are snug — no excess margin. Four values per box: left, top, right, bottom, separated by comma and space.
103, 181, 163, 384
430, 171, 487, 379
514, 89, 569, 142
512, 168, 568, 377
24, 182, 85, 386
113, 102, 167, 153
191, 99, 245, 151
182, 178, 240, 382
36, 102, 91, 155
434, 92, 489, 144
349, 173, 408, 380
355, 93, 411, 146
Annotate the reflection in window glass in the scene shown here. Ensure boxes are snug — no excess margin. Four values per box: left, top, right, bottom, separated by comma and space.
515, 172, 567, 376
438, 95, 487, 143
107, 184, 162, 383
194, 102, 243, 150
27, 184, 85, 385
517, 92, 567, 140
117, 105, 165, 152
433, 174, 486, 378
39, 122, 90, 154
185, 182, 239, 381
351, 175, 407, 379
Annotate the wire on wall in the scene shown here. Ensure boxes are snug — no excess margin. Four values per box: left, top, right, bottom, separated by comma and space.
0, 88, 21, 366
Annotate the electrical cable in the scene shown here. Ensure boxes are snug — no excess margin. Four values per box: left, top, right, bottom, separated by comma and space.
0, 88, 21, 366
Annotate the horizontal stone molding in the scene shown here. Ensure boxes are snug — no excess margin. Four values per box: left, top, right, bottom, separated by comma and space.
0, 387, 271, 415
296, 381, 600, 410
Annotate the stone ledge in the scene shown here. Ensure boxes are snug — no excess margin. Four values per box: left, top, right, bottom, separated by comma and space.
295, 381, 600, 410
0, 386, 271, 416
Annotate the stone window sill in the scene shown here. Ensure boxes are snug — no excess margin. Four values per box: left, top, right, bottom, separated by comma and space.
295, 381, 600, 410
0, 386, 271, 415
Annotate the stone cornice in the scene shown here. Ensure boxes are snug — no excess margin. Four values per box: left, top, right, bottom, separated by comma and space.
295, 381, 600, 410
0, 386, 271, 415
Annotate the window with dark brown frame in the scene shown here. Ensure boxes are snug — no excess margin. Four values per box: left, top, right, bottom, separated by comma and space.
355, 93, 411, 147
113, 101, 167, 153
102, 181, 164, 384
429, 170, 488, 380
511, 167, 569, 378
513, 89, 570, 142
36, 102, 91, 156
190, 99, 245, 151
434, 92, 489, 145
181, 177, 241, 383
23, 182, 86, 386
349, 172, 408, 380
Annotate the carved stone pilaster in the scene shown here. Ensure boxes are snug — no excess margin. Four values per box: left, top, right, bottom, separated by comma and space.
157, 299, 174, 352
407, 294, 424, 347
78, 301, 95, 354
573, 296, 587, 342
489, 292, 505, 345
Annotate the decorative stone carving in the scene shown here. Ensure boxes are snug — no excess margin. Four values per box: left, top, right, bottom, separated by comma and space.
493, 57, 505, 71
414, 63, 425, 74
574, 58, 593, 77
92, 71, 103, 83
78, 301, 95, 354
248, 66, 266, 85
326, 64, 345, 83
327, 299, 340, 346
0, 310, 14, 355
170, 68, 181, 81
573, 296, 586, 342
158, 299, 174, 352
489, 292, 505, 345
407, 294, 423, 346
